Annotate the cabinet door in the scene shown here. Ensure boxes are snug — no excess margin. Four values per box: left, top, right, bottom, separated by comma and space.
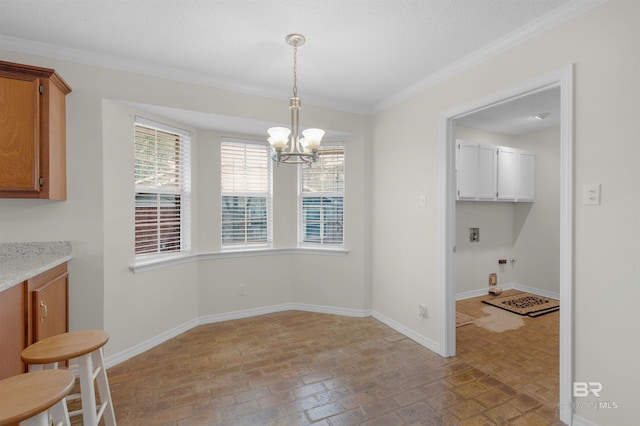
497, 146, 517, 200
517, 150, 535, 201
0, 284, 26, 379
32, 269, 68, 342
456, 140, 478, 200
477, 144, 497, 200
0, 74, 40, 193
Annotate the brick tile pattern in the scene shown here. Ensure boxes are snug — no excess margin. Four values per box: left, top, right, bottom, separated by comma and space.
89, 295, 561, 425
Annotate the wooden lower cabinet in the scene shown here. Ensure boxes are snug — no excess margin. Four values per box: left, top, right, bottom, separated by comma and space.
0, 284, 26, 379
27, 263, 68, 344
0, 262, 68, 380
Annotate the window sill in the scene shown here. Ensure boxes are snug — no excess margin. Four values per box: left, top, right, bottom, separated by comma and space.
130, 247, 349, 273
130, 252, 196, 273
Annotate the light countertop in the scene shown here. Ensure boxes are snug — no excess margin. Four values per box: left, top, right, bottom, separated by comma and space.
0, 242, 72, 292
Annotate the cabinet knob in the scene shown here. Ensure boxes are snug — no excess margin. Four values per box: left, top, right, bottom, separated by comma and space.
40, 301, 48, 320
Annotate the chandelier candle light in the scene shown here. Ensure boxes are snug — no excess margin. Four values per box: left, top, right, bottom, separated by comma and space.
268, 34, 325, 165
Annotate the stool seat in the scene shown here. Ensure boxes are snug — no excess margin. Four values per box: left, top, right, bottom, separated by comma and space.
21, 329, 116, 426
0, 370, 74, 426
21, 330, 109, 365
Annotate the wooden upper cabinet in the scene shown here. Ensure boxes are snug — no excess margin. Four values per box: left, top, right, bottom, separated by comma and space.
0, 61, 71, 200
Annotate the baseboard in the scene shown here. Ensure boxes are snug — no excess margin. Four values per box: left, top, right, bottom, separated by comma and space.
511, 283, 560, 300
456, 283, 559, 301
371, 310, 441, 355
572, 414, 600, 426
104, 318, 199, 369
104, 304, 372, 368
456, 284, 514, 300
289, 303, 372, 318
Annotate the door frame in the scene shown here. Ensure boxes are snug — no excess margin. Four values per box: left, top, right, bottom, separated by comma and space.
439, 65, 574, 424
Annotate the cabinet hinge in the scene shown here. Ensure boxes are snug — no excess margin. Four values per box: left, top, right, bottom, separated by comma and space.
39, 177, 44, 187
39, 85, 44, 95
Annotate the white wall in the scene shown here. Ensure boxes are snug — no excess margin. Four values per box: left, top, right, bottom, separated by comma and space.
372, 1, 639, 424
513, 126, 560, 295
0, 50, 372, 359
1, 1, 638, 423
455, 201, 515, 294
453, 126, 560, 297
454, 126, 516, 295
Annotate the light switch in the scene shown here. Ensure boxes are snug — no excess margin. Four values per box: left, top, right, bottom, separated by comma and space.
419, 194, 426, 207
583, 184, 601, 205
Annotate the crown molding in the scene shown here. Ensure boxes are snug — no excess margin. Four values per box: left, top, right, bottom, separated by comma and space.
0, 34, 370, 115
0, 0, 606, 117
371, 0, 607, 114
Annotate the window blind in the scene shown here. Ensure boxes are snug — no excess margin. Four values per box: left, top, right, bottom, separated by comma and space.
134, 118, 191, 255
221, 140, 272, 248
299, 145, 345, 246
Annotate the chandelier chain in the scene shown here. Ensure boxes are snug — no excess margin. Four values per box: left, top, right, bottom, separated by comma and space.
292, 42, 298, 98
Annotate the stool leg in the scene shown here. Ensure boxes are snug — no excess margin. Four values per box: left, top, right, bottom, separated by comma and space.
93, 348, 117, 426
50, 398, 71, 426
51, 398, 71, 426
77, 352, 98, 425
27, 362, 58, 372
19, 411, 49, 426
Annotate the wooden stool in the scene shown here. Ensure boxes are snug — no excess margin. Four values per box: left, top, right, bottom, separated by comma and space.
21, 330, 116, 426
0, 369, 74, 426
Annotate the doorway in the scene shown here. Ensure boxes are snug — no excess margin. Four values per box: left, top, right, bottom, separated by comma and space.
439, 66, 574, 425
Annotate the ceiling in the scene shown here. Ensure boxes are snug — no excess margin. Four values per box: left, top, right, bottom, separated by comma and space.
455, 86, 561, 135
0, 0, 597, 134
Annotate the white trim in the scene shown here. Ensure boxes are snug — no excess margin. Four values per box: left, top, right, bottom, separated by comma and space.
372, 0, 605, 114
104, 304, 370, 369
455, 283, 559, 301
130, 247, 349, 273
104, 317, 199, 369
512, 283, 560, 301
372, 311, 441, 355
455, 284, 514, 301
0, 34, 369, 115
572, 415, 601, 426
0, 1, 604, 116
134, 116, 191, 137
557, 64, 575, 426
440, 65, 574, 425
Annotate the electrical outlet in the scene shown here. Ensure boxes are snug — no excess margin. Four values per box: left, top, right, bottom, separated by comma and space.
583, 184, 601, 205
238, 284, 246, 296
418, 304, 428, 318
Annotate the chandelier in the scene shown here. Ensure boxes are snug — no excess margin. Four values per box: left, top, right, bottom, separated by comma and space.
267, 34, 325, 166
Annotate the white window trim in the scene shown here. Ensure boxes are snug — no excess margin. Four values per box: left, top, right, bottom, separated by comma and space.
298, 142, 346, 249
130, 247, 348, 273
220, 138, 273, 250
134, 116, 191, 259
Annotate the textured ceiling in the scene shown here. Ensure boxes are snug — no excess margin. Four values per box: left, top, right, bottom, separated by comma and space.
455, 86, 561, 135
0, 0, 599, 115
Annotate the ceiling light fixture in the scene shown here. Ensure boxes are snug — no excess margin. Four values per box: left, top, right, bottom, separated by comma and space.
267, 34, 324, 166
533, 112, 551, 120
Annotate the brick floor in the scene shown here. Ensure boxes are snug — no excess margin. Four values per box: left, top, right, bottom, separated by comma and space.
81, 293, 560, 425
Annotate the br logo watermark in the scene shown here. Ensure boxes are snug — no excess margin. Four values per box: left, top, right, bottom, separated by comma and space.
566, 382, 619, 410
573, 382, 602, 397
